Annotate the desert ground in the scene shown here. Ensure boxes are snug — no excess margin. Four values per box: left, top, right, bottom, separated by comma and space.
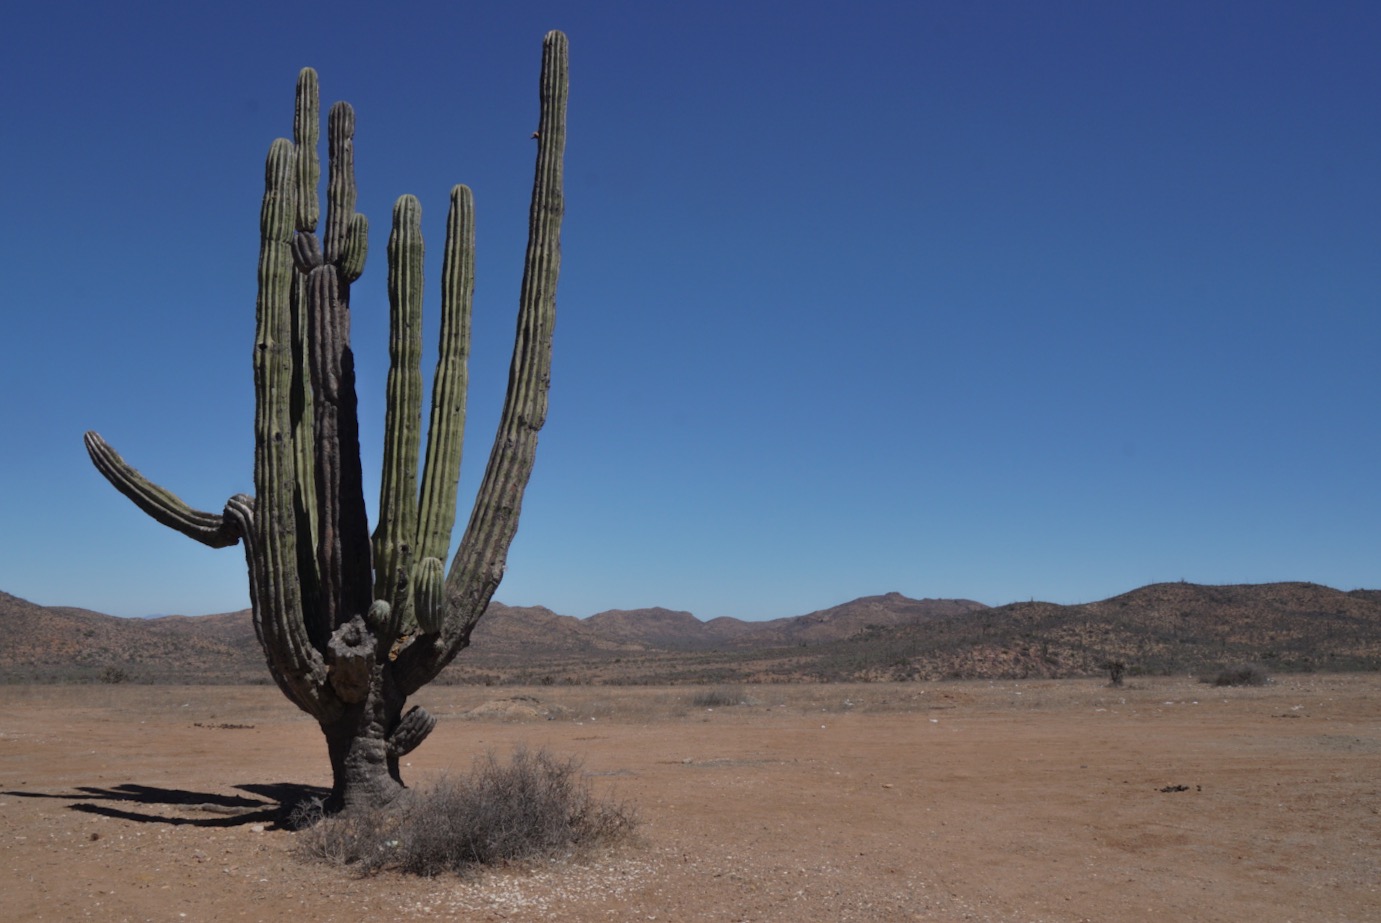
2, 675, 1378, 922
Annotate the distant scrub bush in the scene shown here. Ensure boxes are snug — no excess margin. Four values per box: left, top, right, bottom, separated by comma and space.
1205, 664, 1271, 687
294, 746, 636, 876
691, 686, 745, 708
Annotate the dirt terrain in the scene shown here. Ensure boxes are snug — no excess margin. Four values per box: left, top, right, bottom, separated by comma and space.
2, 676, 1378, 921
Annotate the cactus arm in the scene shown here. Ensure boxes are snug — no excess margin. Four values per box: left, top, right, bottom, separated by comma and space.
290, 69, 322, 609
306, 264, 348, 629
372, 195, 426, 625
290, 259, 323, 640
340, 213, 368, 284
324, 102, 357, 265
411, 556, 446, 633
83, 432, 242, 549
225, 494, 337, 720
307, 102, 372, 630
251, 138, 336, 718
406, 185, 474, 636
445, 29, 568, 624
386, 704, 437, 758
414, 185, 474, 567
293, 68, 320, 234
395, 29, 568, 694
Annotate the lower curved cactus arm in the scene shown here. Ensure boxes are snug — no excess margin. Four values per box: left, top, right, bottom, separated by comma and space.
247, 138, 341, 722
83, 432, 242, 549
386, 705, 436, 758
225, 495, 340, 722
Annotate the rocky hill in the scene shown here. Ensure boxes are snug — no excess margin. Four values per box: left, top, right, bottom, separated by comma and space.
807, 581, 1381, 683
3, 582, 1378, 685
0, 591, 260, 683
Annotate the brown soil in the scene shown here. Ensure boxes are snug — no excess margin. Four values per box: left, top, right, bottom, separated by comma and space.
3, 676, 1378, 921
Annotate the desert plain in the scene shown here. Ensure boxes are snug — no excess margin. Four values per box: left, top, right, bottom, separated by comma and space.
2, 674, 1378, 922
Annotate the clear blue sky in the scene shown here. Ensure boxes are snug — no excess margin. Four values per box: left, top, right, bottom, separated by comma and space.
2, 1, 1377, 620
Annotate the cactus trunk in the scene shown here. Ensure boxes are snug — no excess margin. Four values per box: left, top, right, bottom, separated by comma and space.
84, 32, 568, 810
320, 658, 406, 811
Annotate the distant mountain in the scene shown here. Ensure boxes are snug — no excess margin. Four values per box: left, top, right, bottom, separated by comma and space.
576, 594, 989, 651
0, 590, 260, 683
469, 602, 641, 656
584, 607, 718, 650
723, 593, 988, 647
819, 581, 1381, 682
3, 582, 1378, 684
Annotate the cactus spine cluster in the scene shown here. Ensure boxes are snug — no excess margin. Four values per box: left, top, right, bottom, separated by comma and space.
84, 31, 569, 809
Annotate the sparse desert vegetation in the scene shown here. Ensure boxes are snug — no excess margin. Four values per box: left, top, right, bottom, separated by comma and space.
3, 675, 1379, 920
4, 581, 1379, 918
293, 746, 637, 876
1206, 663, 1272, 687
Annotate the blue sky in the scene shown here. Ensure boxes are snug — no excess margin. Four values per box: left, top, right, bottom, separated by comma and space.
2, 1, 1377, 620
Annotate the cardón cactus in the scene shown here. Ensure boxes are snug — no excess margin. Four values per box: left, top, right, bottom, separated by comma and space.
84, 31, 568, 810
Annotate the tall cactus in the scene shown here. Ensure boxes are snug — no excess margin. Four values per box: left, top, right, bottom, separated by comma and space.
84, 31, 569, 810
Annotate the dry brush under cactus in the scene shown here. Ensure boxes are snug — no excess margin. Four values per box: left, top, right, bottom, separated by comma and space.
85, 31, 569, 810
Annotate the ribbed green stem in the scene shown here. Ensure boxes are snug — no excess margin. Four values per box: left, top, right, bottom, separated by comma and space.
306, 263, 371, 630
412, 556, 446, 633
415, 185, 474, 566
310, 102, 371, 630
252, 138, 332, 717
397, 29, 568, 694
340, 213, 368, 283
290, 72, 322, 633
293, 68, 320, 234
324, 102, 356, 264
289, 264, 322, 644
373, 195, 425, 616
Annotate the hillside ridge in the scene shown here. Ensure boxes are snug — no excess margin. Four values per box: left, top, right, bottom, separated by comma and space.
3, 582, 1378, 684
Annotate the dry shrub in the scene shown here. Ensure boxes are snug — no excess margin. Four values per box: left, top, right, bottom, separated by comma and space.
289, 802, 382, 865
691, 686, 745, 708
295, 746, 636, 876
1206, 664, 1271, 687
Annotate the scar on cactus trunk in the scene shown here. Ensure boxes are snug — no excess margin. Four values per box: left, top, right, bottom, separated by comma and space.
83, 32, 568, 811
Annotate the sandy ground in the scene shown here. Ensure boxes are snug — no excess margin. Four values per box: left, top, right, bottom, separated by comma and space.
2, 675, 1378, 922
